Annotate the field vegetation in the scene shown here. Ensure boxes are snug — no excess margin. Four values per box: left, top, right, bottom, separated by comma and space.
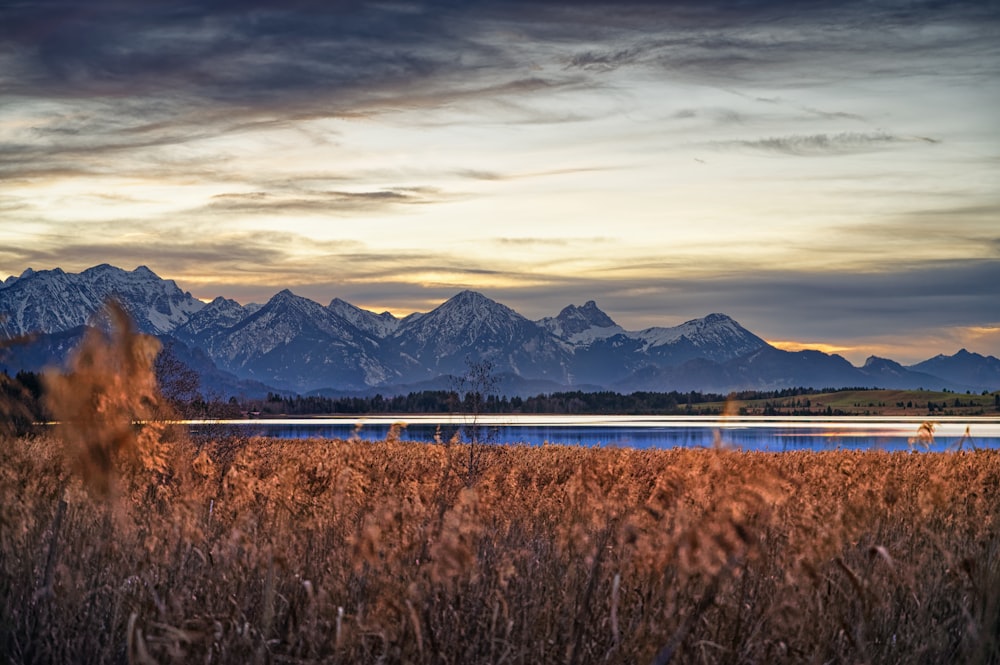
715, 388, 1000, 417
2, 306, 1000, 663
227, 387, 1000, 418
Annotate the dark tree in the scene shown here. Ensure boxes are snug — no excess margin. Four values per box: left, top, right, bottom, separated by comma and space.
154, 343, 201, 412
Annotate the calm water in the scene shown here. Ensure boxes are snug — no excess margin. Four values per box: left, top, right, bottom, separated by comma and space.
187, 415, 1000, 452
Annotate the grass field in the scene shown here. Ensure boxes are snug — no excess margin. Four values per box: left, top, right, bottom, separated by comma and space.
2, 432, 1000, 664
2, 310, 999, 663
705, 388, 1000, 417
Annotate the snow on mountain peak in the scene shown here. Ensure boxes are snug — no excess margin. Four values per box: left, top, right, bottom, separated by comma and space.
448, 289, 501, 310
562, 301, 616, 328
328, 297, 400, 338
632, 312, 766, 357
395, 290, 528, 357
6, 264, 998, 394
175, 295, 250, 340
539, 300, 622, 343
2, 267, 39, 288
0, 264, 204, 336
412, 290, 522, 330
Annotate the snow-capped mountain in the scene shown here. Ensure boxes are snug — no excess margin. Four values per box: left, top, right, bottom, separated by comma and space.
187, 289, 401, 392
3, 264, 998, 395
534, 303, 770, 386
174, 296, 251, 339
392, 290, 571, 381
633, 313, 768, 360
0, 264, 204, 337
328, 298, 400, 338
538, 300, 623, 343
537, 304, 766, 362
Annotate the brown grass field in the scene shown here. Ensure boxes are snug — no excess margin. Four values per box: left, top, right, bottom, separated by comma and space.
2, 307, 1000, 664
3, 432, 1000, 664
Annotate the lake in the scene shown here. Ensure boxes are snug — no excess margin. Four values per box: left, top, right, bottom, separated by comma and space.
187, 414, 1000, 452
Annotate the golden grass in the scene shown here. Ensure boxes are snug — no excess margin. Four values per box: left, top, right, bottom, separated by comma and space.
2, 306, 999, 663
2, 435, 1000, 664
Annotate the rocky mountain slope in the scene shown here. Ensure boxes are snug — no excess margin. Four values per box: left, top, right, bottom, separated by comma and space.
2, 264, 998, 395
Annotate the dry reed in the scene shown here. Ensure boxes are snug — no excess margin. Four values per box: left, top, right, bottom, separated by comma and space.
1, 309, 998, 663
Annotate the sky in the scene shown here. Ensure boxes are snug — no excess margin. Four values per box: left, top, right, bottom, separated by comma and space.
1, 0, 998, 364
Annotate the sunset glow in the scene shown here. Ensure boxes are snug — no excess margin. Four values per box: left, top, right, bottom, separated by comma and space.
766, 341, 863, 357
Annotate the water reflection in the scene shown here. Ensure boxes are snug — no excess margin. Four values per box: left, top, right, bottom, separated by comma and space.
187, 415, 1000, 452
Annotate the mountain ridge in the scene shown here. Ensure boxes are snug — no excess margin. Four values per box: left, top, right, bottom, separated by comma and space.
2, 264, 998, 396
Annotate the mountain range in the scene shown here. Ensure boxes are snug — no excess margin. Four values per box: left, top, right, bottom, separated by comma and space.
2, 264, 999, 397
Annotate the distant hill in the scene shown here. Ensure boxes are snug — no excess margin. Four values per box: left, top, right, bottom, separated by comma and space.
908, 349, 1000, 392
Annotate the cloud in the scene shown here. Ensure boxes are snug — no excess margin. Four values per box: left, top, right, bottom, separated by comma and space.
800, 106, 867, 122
0, 232, 319, 275
202, 187, 450, 216
716, 131, 904, 156
672, 107, 746, 124
493, 236, 614, 248
455, 166, 617, 182
4, 224, 998, 361
820, 204, 1000, 260
5, 1, 997, 104
1, 0, 992, 189
495, 237, 571, 247
566, 48, 641, 72
422, 256, 1000, 333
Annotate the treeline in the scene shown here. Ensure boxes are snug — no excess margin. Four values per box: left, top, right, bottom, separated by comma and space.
247, 387, 835, 416
0, 367, 241, 429
0, 370, 852, 424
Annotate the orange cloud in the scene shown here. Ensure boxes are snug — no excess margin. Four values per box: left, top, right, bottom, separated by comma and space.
767, 340, 862, 356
